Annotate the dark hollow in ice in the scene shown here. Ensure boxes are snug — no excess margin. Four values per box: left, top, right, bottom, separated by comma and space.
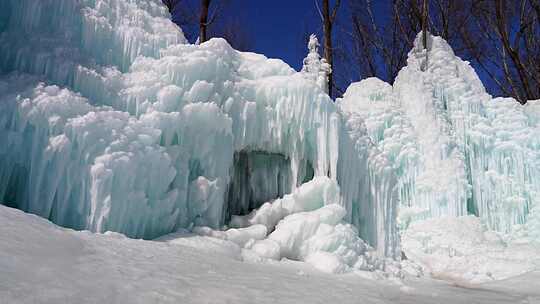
225, 150, 314, 220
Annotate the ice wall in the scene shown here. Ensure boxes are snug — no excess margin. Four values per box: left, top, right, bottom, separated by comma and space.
0, 0, 399, 257
338, 34, 540, 238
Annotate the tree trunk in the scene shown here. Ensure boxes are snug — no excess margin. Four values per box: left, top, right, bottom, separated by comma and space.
495, 0, 534, 102
200, 0, 211, 43
422, 0, 428, 49
163, 0, 174, 14
322, 0, 333, 97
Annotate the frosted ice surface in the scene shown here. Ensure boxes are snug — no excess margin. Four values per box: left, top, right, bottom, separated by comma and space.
2, 0, 539, 281
338, 33, 540, 238
0, 0, 399, 257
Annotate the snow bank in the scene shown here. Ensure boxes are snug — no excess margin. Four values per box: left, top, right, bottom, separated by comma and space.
338, 33, 540, 239
265, 203, 376, 273
402, 216, 540, 283
230, 176, 340, 231
0, 0, 399, 257
3, 204, 538, 303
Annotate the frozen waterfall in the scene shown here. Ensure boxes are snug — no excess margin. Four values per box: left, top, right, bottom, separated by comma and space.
0, 0, 399, 259
4, 0, 537, 266
338, 34, 540, 239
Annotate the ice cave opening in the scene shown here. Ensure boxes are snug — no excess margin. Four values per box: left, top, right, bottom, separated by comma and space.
1, 165, 26, 210
226, 150, 315, 221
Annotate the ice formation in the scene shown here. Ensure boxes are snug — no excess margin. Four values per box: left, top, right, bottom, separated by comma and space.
338, 34, 540, 238
5, 0, 537, 269
195, 178, 387, 274
301, 34, 331, 94
0, 0, 399, 258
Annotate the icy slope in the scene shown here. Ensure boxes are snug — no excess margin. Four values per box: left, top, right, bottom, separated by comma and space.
0, 0, 399, 257
2, 204, 539, 304
338, 34, 540, 237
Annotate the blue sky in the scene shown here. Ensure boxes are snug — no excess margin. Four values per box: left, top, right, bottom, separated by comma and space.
170, 1, 500, 96
172, 0, 328, 71
226, 1, 322, 71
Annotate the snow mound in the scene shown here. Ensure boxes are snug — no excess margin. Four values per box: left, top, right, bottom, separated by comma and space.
264, 203, 376, 273
230, 176, 340, 231
403, 216, 540, 284
3, 203, 539, 303
0, 0, 399, 257
189, 178, 387, 274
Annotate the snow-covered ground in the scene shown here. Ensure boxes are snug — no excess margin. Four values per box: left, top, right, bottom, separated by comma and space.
1, 205, 539, 304
403, 216, 540, 284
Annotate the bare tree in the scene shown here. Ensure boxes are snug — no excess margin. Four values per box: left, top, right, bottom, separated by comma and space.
346, 0, 538, 103
422, 0, 428, 50
162, 0, 175, 13
199, 0, 211, 43
461, 0, 540, 103
318, 0, 341, 97
162, 0, 251, 49
346, 0, 424, 82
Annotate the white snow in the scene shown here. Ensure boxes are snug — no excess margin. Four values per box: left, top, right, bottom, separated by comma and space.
402, 216, 540, 284
264, 203, 378, 273
230, 176, 340, 231
1, 204, 539, 303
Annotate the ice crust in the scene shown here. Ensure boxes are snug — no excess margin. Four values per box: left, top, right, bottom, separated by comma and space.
338, 34, 540, 237
0, 0, 399, 257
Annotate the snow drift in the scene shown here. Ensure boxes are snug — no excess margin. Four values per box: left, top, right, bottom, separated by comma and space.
0, 0, 399, 258
402, 215, 540, 283
3, 203, 539, 303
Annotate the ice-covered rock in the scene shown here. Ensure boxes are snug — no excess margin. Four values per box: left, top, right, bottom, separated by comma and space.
0, 0, 399, 258
192, 224, 267, 248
